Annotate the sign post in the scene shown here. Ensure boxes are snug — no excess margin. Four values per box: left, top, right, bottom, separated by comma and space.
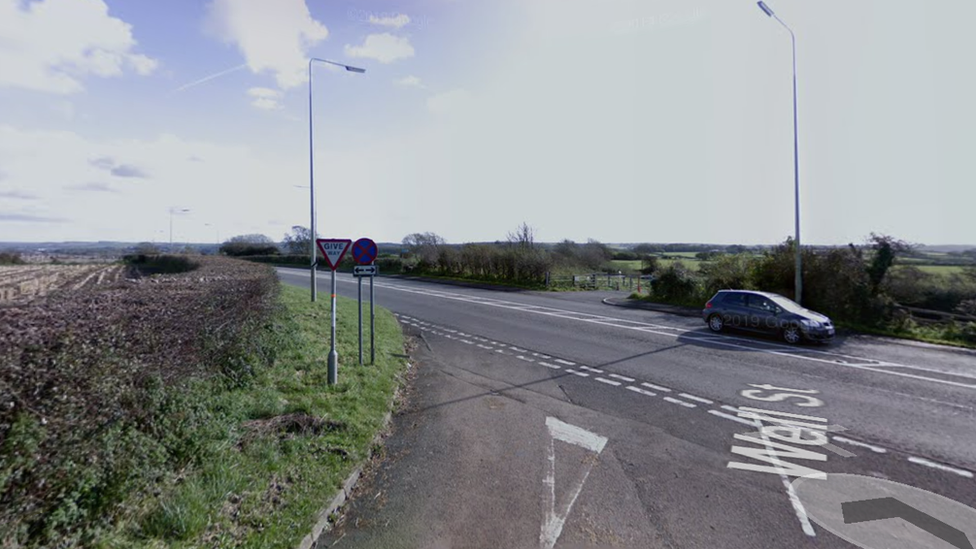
351, 238, 378, 365
316, 238, 351, 385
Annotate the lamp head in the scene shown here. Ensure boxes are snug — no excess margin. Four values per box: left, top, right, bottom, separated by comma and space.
757, 1, 775, 17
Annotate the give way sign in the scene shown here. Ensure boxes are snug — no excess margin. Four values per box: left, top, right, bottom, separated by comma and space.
316, 239, 351, 270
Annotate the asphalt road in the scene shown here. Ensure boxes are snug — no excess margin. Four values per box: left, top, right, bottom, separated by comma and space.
278, 268, 976, 549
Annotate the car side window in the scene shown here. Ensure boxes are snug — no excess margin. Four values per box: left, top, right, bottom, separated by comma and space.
724, 293, 746, 307
747, 295, 773, 311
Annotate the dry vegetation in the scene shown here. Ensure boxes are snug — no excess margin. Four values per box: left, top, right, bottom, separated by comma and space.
0, 256, 279, 546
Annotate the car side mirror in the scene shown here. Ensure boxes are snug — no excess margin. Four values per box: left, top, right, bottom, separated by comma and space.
773, 307, 783, 315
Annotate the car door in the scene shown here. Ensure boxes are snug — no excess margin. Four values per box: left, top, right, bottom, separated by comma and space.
745, 294, 778, 334
720, 292, 748, 329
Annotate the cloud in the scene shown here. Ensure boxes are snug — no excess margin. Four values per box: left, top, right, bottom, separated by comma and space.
345, 33, 415, 64
247, 87, 283, 110
110, 164, 149, 178
90, 156, 116, 170
369, 14, 410, 29
395, 75, 426, 89
205, 0, 329, 89
173, 63, 248, 93
426, 89, 473, 116
66, 182, 119, 193
0, 213, 68, 223
0, 0, 157, 94
0, 190, 39, 200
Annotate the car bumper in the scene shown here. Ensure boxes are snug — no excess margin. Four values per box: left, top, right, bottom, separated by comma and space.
803, 327, 835, 341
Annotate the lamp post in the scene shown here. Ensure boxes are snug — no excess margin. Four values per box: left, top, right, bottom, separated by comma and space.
169, 208, 190, 253
308, 57, 366, 303
757, 1, 803, 305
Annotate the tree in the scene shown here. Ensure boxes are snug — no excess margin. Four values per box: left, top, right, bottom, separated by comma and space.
633, 243, 662, 255
640, 255, 660, 275
220, 234, 278, 256
133, 242, 160, 255
507, 222, 535, 249
282, 226, 313, 255
402, 232, 445, 268
866, 233, 910, 295
579, 239, 613, 270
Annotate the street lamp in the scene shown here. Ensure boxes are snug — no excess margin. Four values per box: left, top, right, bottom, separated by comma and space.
757, 1, 803, 304
169, 207, 190, 253
308, 57, 365, 303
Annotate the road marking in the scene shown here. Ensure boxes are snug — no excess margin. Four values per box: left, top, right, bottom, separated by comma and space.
566, 369, 589, 377
579, 366, 604, 373
595, 377, 622, 387
539, 362, 561, 370
477, 344, 493, 350
461, 339, 474, 345
642, 382, 671, 392
831, 436, 887, 454
747, 418, 817, 537
906, 457, 974, 478
608, 373, 635, 382
626, 386, 657, 397
517, 355, 535, 363
496, 349, 511, 355
679, 393, 714, 405
310, 272, 976, 392
541, 418, 608, 549
663, 397, 697, 408
708, 410, 756, 426
554, 359, 576, 366
721, 405, 742, 413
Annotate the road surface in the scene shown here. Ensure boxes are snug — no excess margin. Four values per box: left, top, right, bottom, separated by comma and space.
278, 268, 976, 549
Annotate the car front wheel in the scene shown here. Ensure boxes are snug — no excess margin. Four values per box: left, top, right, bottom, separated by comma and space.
782, 325, 802, 344
708, 315, 724, 333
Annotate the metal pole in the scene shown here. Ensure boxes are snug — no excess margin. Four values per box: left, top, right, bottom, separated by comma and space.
308, 59, 317, 302
358, 276, 363, 365
328, 268, 338, 384
789, 27, 802, 305
370, 273, 375, 365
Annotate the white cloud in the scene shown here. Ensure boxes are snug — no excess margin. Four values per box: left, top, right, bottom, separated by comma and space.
0, 0, 158, 94
426, 89, 472, 116
247, 87, 283, 110
345, 33, 414, 64
369, 14, 410, 29
0, 125, 306, 241
206, 0, 329, 89
395, 75, 425, 89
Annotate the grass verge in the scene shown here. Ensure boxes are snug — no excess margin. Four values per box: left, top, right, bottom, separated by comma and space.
100, 283, 407, 548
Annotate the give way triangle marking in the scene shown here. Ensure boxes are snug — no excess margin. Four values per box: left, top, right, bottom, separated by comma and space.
540, 417, 608, 549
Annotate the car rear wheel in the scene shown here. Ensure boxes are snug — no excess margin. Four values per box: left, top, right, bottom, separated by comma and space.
782, 325, 802, 344
708, 314, 724, 333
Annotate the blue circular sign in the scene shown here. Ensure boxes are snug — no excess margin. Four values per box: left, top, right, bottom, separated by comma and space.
351, 238, 377, 265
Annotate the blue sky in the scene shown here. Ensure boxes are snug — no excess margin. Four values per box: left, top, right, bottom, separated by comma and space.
1, 0, 973, 246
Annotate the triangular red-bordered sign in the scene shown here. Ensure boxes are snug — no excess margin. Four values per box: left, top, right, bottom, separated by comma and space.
316, 238, 352, 270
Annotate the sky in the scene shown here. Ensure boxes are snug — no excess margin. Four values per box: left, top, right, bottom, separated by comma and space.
0, 0, 973, 247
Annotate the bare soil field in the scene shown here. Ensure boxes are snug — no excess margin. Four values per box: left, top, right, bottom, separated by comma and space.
0, 264, 127, 304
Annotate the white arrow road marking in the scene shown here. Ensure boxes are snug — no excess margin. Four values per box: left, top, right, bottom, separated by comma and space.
541, 417, 608, 549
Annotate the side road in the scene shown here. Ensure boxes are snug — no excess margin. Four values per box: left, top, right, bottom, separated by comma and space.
314, 328, 670, 549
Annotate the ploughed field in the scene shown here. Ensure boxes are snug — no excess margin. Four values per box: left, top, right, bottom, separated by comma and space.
0, 264, 127, 304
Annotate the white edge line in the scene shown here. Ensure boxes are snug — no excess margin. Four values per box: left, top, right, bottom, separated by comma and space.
907, 456, 974, 478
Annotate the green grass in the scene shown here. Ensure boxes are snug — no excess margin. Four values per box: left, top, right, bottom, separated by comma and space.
102, 283, 407, 548
610, 258, 702, 272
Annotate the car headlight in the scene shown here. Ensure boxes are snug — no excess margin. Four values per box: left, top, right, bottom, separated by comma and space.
800, 319, 821, 329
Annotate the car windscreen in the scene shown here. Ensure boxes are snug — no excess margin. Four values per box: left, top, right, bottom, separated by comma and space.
771, 295, 808, 314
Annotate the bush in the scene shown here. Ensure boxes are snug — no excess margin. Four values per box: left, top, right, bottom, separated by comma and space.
0, 252, 25, 265
651, 262, 702, 305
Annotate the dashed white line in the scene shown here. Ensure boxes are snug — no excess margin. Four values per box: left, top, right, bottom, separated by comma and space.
496, 349, 511, 355
595, 377, 622, 387
831, 436, 887, 454
679, 393, 714, 405
907, 457, 974, 478
721, 405, 741, 414
477, 344, 493, 350
626, 386, 657, 397
555, 359, 576, 366
566, 369, 589, 378
707, 410, 756, 426
663, 397, 696, 408
579, 366, 604, 374
460, 339, 474, 345
517, 355, 535, 363
608, 373, 635, 382
539, 362, 561, 370
642, 382, 671, 392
